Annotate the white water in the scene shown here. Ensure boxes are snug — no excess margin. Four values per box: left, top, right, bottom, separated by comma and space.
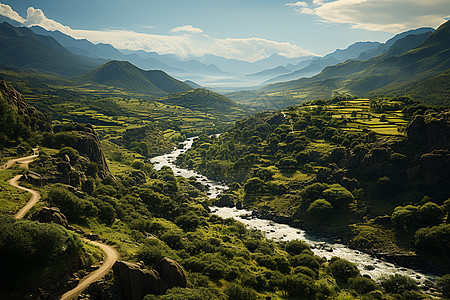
151, 137, 437, 285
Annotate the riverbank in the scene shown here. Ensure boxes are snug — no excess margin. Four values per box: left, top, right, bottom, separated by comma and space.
150, 137, 441, 293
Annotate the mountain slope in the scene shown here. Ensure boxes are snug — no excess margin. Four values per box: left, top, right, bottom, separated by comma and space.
266, 42, 380, 83
0, 22, 98, 76
157, 88, 250, 119
79, 60, 192, 96
246, 66, 291, 78
262, 20, 450, 104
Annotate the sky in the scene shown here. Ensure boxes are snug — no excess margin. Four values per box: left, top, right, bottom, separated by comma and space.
0, 0, 449, 62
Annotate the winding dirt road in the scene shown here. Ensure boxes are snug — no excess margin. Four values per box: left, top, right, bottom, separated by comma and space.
10, 174, 41, 219
60, 240, 118, 300
2, 150, 119, 299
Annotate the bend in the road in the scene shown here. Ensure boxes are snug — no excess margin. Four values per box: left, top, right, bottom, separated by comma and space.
60, 240, 118, 300
2, 151, 118, 299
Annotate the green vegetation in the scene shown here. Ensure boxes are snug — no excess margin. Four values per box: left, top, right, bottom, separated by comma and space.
0, 215, 91, 294
179, 96, 450, 278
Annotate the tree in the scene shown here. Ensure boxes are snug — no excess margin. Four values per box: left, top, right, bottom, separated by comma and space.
307, 199, 333, 217
436, 274, 450, 298
285, 239, 310, 255
328, 258, 360, 284
380, 274, 418, 294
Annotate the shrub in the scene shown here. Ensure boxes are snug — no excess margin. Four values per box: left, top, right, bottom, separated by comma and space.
0, 215, 84, 289
328, 258, 360, 284
281, 273, 316, 298
436, 274, 450, 298
285, 239, 310, 255
380, 274, 418, 294
307, 199, 333, 217
145, 287, 217, 300
225, 283, 259, 300
290, 254, 322, 273
349, 277, 379, 294
322, 185, 354, 209
47, 186, 98, 221
59, 146, 79, 163
414, 224, 450, 254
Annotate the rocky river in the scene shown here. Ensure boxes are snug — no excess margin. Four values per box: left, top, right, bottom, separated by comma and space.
151, 137, 438, 287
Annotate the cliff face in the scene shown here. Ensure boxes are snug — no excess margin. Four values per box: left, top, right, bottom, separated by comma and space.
0, 80, 50, 132
74, 124, 110, 178
407, 111, 450, 150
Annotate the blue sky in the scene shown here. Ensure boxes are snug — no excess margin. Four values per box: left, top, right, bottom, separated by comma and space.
1, 0, 448, 61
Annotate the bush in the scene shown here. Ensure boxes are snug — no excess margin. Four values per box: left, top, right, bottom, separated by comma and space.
391, 205, 419, 231
0, 215, 84, 289
225, 283, 259, 300
307, 199, 333, 217
285, 239, 310, 255
436, 274, 450, 298
349, 277, 378, 294
281, 273, 316, 298
414, 224, 450, 254
290, 254, 322, 273
59, 146, 79, 163
47, 186, 98, 221
322, 185, 354, 209
145, 287, 217, 300
328, 258, 360, 284
380, 274, 418, 294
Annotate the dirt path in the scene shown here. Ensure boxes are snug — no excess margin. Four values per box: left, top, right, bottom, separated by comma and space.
2, 150, 119, 299
60, 240, 118, 300
10, 175, 41, 219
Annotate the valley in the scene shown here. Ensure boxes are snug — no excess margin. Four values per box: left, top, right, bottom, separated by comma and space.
0, 8, 448, 300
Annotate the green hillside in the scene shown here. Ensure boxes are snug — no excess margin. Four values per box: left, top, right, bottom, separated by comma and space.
0, 22, 98, 76
79, 60, 192, 96
157, 88, 252, 120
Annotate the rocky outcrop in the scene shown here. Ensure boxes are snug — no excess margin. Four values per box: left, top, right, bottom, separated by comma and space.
0, 80, 50, 132
407, 111, 450, 150
32, 207, 68, 227
112, 258, 186, 300
155, 258, 187, 289
74, 124, 110, 178
113, 261, 166, 300
420, 150, 450, 186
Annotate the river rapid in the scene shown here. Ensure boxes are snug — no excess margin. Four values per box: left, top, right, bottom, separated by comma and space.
150, 137, 437, 286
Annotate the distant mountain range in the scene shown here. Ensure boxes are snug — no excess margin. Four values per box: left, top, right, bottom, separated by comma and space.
263, 28, 434, 84
0, 22, 99, 76
78, 60, 192, 96
262, 20, 449, 104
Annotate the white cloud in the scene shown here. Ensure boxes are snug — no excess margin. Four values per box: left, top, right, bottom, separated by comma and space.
171, 25, 203, 34
0, 3, 25, 23
312, 0, 324, 6
23, 7, 72, 34
289, 0, 449, 33
286, 1, 309, 7
0, 2, 314, 62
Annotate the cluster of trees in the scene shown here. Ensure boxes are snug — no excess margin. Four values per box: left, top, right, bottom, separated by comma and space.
37, 155, 419, 299
391, 200, 449, 256
0, 215, 88, 292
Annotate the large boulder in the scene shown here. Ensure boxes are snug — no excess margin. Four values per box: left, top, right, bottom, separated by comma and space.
74, 124, 110, 178
155, 257, 187, 289
420, 150, 450, 186
32, 207, 68, 227
112, 261, 166, 300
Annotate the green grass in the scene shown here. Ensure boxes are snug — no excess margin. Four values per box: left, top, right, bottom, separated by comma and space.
0, 167, 30, 215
